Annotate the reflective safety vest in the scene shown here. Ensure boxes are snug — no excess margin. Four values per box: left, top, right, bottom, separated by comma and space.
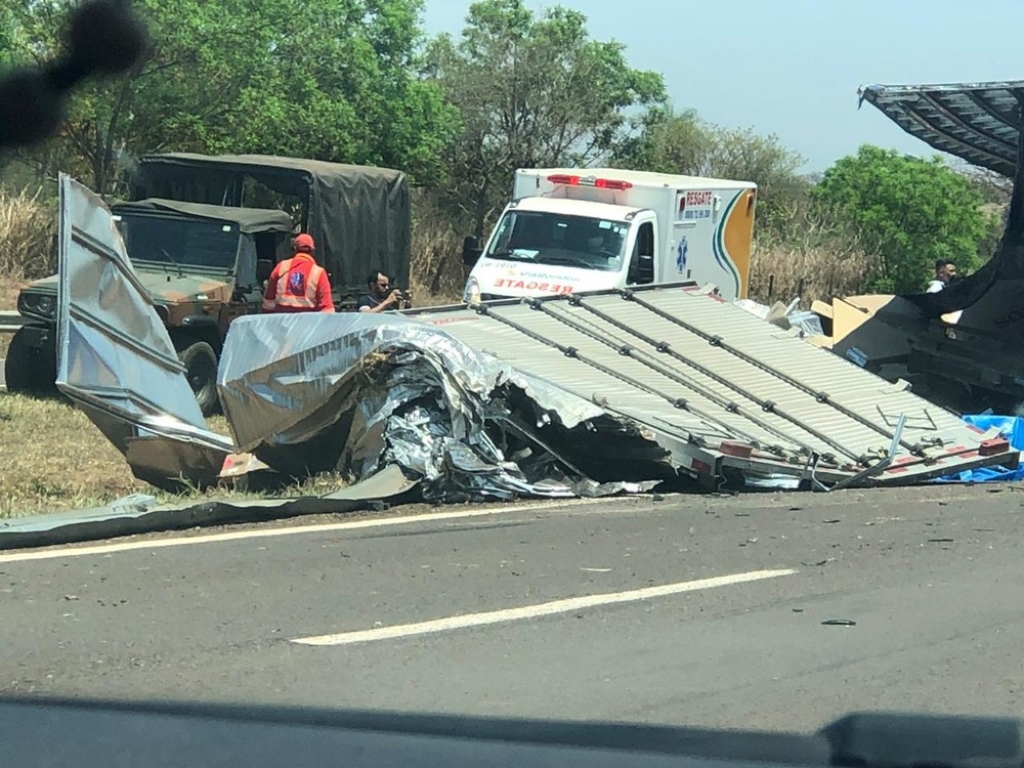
262, 256, 327, 312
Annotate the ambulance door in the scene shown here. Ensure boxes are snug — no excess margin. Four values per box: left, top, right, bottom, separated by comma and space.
625, 214, 658, 286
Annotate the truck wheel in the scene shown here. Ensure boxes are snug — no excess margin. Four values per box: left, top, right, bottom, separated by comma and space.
3, 327, 56, 395
178, 341, 219, 417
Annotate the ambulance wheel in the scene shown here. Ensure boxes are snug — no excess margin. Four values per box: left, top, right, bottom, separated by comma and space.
178, 340, 219, 417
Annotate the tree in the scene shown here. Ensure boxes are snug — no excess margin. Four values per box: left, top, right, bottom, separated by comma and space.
611, 107, 809, 239
812, 145, 991, 294
611, 106, 710, 176
4, 0, 457, 195
425, 0, 666, 235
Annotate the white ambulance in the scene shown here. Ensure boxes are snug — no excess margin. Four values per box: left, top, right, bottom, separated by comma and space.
461, 168, 758, 303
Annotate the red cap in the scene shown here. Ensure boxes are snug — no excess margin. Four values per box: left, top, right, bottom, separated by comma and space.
294, 233, 315, 253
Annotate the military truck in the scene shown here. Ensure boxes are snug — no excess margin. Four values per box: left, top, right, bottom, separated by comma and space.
7, 153, 412, 413
7, 199, 294, 415
127, 153, 412, 308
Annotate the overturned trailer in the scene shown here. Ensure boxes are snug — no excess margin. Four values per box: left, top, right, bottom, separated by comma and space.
52, 173, 1018, 505
850, 81, 1024, 412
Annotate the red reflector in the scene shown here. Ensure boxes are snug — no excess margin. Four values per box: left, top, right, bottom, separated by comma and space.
691, 459, 712, 474
547, 174, 632, 191
979, 437, 1010, 456
719, 441, 753, 458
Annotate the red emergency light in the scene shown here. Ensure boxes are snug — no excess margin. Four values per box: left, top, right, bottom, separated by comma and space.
547, 174, 633, 191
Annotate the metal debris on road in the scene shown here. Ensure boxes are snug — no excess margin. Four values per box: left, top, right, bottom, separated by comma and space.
218, 310, 663, 501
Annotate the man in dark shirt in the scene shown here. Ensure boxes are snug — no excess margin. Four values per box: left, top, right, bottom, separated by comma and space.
357, 269, 412, 312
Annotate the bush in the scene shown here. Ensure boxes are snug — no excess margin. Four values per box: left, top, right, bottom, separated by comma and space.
812, 145, 989, 294
409, 188, 469, 305
749, 204, 876, 305
750, 242, 875, 306
0, 187, 57, 283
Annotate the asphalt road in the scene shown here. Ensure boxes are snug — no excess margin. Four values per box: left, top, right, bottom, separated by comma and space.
1, 484, 1023, 734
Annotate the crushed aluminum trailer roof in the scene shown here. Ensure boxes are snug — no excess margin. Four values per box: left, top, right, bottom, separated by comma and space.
406, 286, 1019, 489
216, 312, 666, 501
857, 80, 1023, 178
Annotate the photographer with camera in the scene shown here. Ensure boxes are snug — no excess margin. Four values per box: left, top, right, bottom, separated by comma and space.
357, 269, 413, 313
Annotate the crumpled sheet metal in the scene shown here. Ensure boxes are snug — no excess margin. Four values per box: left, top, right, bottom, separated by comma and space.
217, 312, 668, 501
0, 466, 419, 551
54, 174, 233, 489
50, 173, 663, 504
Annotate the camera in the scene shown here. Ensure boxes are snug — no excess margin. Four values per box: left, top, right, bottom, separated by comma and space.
391, 287, 413, 308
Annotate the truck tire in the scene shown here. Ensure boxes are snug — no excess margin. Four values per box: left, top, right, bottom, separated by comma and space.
178, 340, 219, 417
3, 327, 57, 395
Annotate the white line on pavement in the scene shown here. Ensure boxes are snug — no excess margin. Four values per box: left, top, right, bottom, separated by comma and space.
290, 568, 799, 647
0, 498, 604, 564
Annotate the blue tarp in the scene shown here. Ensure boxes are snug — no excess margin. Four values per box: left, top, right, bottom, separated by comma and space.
936, 414, 1024, 483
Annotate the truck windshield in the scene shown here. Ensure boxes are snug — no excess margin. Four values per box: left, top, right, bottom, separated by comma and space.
116, 212, 240, 270
486, 210, 628, 272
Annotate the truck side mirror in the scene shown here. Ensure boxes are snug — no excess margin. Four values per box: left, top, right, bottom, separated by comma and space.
257, 259, 274, 282
462, 235, 483, 266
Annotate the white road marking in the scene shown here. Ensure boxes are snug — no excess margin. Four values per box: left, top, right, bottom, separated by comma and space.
291, 568, 798, 646
0, 498, 604, 564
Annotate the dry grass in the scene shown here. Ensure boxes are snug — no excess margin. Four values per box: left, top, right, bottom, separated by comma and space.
0, 393, 151, 517
408, 189, 469, 306
0, 187, 57, 287
0, 395, 355, 518
748, 207, 876, 306
0, 284, 20, 311
749, 241, 874, 306
0, 188, 56, 343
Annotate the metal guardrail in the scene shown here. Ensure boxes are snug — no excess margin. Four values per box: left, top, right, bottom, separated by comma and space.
0, 311, 24, 334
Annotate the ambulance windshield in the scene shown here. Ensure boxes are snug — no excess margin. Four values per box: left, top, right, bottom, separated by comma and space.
486, 210, 628, 272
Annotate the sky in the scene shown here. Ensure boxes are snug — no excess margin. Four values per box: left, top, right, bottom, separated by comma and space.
422, 0, 1024, 173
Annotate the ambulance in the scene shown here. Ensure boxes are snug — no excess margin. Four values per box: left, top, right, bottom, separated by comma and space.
461, 168, 758, 303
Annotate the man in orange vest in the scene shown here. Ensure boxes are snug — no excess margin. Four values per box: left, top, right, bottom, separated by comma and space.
261, 233, 335, 313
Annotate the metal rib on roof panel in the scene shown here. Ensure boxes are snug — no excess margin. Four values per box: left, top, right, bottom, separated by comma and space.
858, 81, 1024, 177
409, 285, 1018, 487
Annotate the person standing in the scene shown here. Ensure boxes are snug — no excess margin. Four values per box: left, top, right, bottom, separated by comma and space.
926, 259, 957, 293
261, 233, 335, 313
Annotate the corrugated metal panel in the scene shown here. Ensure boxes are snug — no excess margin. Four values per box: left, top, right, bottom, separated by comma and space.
858, 81, 1023, 177
53, 174, 233, 489
410, 286, 1018, 486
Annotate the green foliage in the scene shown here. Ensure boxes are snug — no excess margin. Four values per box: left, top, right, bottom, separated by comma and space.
812, 145, 990, 294
4, 0, 458, 194
612, 106, 809, 240
2, 0, 1005, 309
425, 0, 666, 234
